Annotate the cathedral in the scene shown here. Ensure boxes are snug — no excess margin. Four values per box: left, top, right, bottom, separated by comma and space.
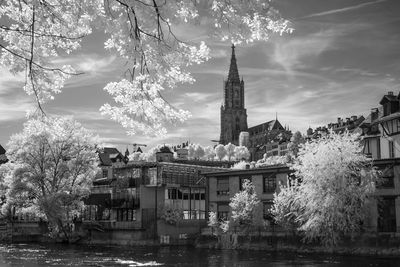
219, 45, 292, 160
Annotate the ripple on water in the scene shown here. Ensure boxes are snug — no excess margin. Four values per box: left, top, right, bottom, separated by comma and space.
116, 259, 164, 266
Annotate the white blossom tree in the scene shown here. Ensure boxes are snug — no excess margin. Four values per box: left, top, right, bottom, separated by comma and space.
215, 144, 226, 161
230, 179, 260, 227
287, 131, 305, 158
225, 143, 236, 161
0, 0, 293, 135
128, 151, 144, 161
0, 116, 99, 241
203, 145, 215, 161
271, 132, 379, 246
234, 146, 250, 161
194, 144, 205, 160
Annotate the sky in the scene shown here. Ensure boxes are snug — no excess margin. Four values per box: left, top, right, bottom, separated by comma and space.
1, 0, 399, 153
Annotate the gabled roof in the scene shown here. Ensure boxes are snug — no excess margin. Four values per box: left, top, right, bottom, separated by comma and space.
248, 119, 285, 132
379, 94, 397, 105
0, 144, 5, 155
102, 147, 120, 154
98, 147, 123, 166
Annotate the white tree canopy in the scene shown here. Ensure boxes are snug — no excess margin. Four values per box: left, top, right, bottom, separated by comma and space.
0, 0, 293, 136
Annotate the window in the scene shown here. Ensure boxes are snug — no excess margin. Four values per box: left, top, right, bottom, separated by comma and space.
102, 169, 108, 178
263, 174, 276, 193
217, 205, 229, 220
389, 141, 395, 158
217, 178, 229, 196
378, 166, 395, 188
239, 176, 251, 191
116, 209, 136, 221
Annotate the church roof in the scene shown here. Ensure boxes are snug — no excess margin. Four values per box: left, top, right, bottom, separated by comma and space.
227, 44, 240, 83
0, 144, 5, 155
248, 120, 284, 132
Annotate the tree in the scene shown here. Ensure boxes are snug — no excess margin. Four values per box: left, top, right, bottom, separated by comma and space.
234, 146, 250, 161
271, 132, 379, 246
287, 131, 305, 158
225, 143, 236, 161
215, 144, 226, 161
187, 143, 196, 160
0, 116, 99, 241
128, 151, 144, 161
194, 144, 205, 160
203, 145, 215, 161
230, 179, 260, 228
0, 1, 293, 136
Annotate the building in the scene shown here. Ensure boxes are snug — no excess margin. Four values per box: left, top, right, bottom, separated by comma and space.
204, 165, 291, 226
219, 44, 248, 145
355, 91, 400, 233
0, 144, 7, 164
84, 146, 227, 244
219, 45, 292, 160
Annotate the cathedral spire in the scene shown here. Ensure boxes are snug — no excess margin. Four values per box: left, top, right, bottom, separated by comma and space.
227, 44, 240, 83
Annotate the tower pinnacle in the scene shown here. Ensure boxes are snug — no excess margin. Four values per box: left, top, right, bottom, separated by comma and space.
227, 44, 240, 83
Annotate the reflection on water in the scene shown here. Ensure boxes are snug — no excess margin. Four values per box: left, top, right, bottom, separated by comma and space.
0, 243, 399, 266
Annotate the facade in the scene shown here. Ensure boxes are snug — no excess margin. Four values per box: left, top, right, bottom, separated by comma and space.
219, 46, 291, 161
205, 165, 291, 226
84, 147, 226, 242
359, 91, 400, 233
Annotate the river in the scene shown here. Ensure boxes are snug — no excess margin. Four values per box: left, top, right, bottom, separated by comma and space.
0, 243, 399, 266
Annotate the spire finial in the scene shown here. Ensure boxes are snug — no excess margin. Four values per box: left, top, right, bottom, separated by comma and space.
227, 44, 240, 82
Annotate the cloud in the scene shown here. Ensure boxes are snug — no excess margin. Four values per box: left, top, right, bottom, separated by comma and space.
0, 68, 25, 95
302, 0, 386, 19
270, 29, 341, 73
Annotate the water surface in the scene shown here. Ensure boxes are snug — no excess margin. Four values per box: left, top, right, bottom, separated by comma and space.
0, 243, 399, 266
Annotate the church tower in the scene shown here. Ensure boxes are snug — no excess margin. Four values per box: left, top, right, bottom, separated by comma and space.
219, 45, 248, 145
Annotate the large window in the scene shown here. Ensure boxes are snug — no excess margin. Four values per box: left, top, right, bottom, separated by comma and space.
217, 178, 229, 196
165, 187, 206, 220
116, 209, 136, 221
263, 174, 276, 193
378, 166, 395, 188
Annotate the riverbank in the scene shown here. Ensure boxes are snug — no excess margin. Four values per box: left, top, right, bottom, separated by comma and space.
195, 233, 400, 257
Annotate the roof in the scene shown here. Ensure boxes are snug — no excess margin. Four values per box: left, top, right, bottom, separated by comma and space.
102, 147, 120, 154
0, 144, 5, 155
248, 120, 284, 133
379, 94, 398, 105
203, 165, 291, 177
158, 146, 172, 154
98, 147, 123, 166
99, 153, 112, 166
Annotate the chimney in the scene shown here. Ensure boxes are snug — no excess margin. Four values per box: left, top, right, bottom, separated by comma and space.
337, 117, 341, 124
388, 91, 394, 96
346, 118, 350, 124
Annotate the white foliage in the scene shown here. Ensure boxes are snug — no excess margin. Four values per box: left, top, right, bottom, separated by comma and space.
0, 0, 293, 136
230, 180, 260, 226
215, 144, 226, 161
224, 143, 236, 161
234, 146, 250, 161
271, 132, 379, 246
